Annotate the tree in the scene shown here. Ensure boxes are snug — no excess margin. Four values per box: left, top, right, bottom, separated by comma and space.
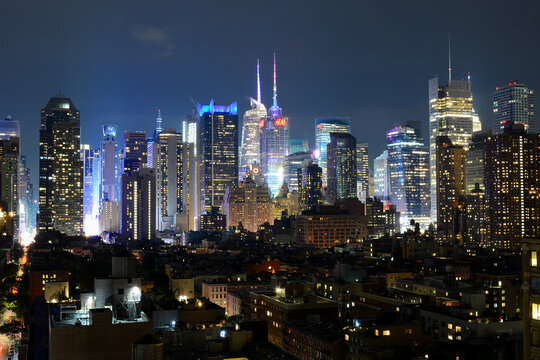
0, 320, 22, 340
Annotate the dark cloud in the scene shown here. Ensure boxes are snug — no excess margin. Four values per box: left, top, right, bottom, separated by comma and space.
131, 25, 175, 57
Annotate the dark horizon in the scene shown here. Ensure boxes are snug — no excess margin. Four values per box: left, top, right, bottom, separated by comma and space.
1, 0, 539, 188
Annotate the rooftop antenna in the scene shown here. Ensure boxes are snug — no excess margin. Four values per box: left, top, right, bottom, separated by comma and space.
448, 33, 452, 83
257, 58, 261, 103
273, 52, 277, 107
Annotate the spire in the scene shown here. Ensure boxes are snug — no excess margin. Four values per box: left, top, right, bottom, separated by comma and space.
156, 109, 163, 134
448, 33, 452, 83
273, 52, 277, 107
257, 58, 261, 103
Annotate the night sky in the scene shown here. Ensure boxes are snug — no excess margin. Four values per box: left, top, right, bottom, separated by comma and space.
1, 0, 539, 189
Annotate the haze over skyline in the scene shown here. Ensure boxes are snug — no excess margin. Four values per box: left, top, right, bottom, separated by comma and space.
1, 0, 539, 188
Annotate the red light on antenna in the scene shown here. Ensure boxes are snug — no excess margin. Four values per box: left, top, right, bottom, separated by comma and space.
318, 123, 323, 130
259, 119, 265, 128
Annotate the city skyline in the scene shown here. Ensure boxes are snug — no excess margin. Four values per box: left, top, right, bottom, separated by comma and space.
1, 1, 539, 189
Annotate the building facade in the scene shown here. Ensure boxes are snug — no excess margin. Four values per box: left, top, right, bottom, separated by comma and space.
493, 81, 535, 133
122, 131, 147, 175
121, 168, 156, 240
484, 122, 540, 249
387, 124, 430, 230
198, 100, 238, 214
374, 150, 391, 203
315, 118, 351, 187
356, 142, 369, 202
465, 129, 492, 194
222, 176, 273, 232
429, 76, 480, 224
436, 136, 466, 244
39, 93, 82, 234
327, 133, 357, 204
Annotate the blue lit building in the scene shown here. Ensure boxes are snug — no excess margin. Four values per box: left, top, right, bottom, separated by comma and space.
314, 118, 351, 188
101, 125, 118, 203
260, 53, 289, 197
197, 100, 238, 214
386, 123, 430, 230
285, 151, 313, 192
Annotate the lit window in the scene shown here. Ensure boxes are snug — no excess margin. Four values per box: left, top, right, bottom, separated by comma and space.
448, 324, 453, 330
383, 330, 390, 336
532, 303, 540, 320
533, 251, 538, 267
374, 329, 379, 336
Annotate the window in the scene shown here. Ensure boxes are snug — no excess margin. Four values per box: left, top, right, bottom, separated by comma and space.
532, 303, 540, 320
374, 329, 379, 336
383, 330, 390, 336
118, 288, 124, 295
532, 251, 538, 267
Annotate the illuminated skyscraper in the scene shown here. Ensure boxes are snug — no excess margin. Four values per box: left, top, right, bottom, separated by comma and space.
121, 168, 156, 240
289, 139, 309, 154
429, 45, 480, 223
387, 123, 430, 230
356, 142, 369, 201
465, 129, 492, 194
18, 156, 35, 235
0, 115, 20, 140
39, 92, 82, 234
147, 110, 163, 169
81, 144, 98, 235
198, 100, 238, 214
298, 161, 323, 212
493, 81, 535, 133
327, 133, 357, 203
315, 118, 351, 187
182, 111, 198, 154
123, 131, 147, 175
374, 150, 391, 203
101, 125, 118, 202
435, 136, 466, 244
52, 121, 83, 236
0, 137, 19, 215
261, 53, 289, 197
484, 121, 540, 249
240, 59, 267, 181
177, 142, 196, 232
286, 151, 313, 192
156, 128, 183, 231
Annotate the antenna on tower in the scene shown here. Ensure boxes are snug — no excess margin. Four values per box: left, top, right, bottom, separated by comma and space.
448, 33, 452, 83
273, 52, 277, 107
257, 58, 261, 103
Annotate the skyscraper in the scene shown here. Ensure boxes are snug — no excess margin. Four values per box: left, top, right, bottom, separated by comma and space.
465, 129, 492, 194
493, 81, 535, 133
18, 156, 35, 236
285, 151, 313, 192
121, 168, 156, 240
182, 110, 198, 155
240, 59, 267, 181
327, 133, 357, 203
387, 123, 430, 230
222, 176, 274, 232
81, 144, 98, 235
356, 142, 369, 202
0, 136, 19, 217
374, 150, 391, 203
429, 64, 480, 224
298, 161, 323, 212
315, 118, 351, 187
52, 121, 83, 236
39, 92, 82, 234
436, 136, 466, 244
289, 139, 309, 154
261, 53, 289, 197
123, 131, 147, 175
484, 121, 540, 249
147, 110, 163, 170
156, 128, 183, 231
178, 142, 196, 232
101, 125, 118, 202
198, 100, 238, 214
0, 115, 20, 140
